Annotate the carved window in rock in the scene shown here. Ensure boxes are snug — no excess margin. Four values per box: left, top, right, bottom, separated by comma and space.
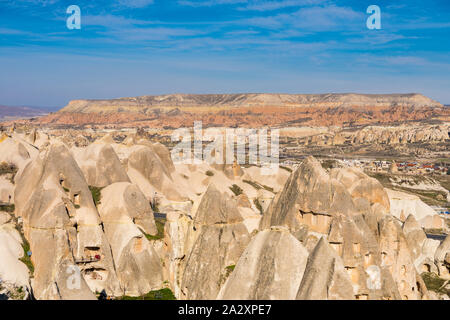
59, 173, 69, 191
73, 193, 80, 206
401, 265, 407, 276
353, 243, 361, 254
330, 242, 343, 256
84, 268, 107, 281
381, 252, 388, 265
364, 252, 373, 266
83, 247, 101, 261
345, 266, 359, 284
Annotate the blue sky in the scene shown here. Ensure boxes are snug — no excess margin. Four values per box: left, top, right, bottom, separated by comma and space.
0, 0, 449, 107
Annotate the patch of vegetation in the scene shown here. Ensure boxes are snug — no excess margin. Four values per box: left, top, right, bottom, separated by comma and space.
229, 184, 243, 196
0, 162, 17, 175
74, 204, 80, 209
421, 272, 450, 296
226, 265, 235, 272
321, 159, 337, 170
119, 288, 176, 300
262, 185, 274, 193
19, 236, 34, 275
0, 204, 14, 213
279, 165, 292, 173
63, 187, 70, 193
366, 172, 447, 206
89, 186, 103, 207
0, 162, 18, 184
145, 218, 166, 241
397, 188, 448, 207
4, 285, 26, 300
253, 199, 263, 215
243, 179, 261, 190
205, 170, 214, 177
242, 179, 274, 194
218, 265, 237, 286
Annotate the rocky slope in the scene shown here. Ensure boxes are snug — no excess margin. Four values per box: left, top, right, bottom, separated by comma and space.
0, 127, 449, 300
33, 93, 449, 128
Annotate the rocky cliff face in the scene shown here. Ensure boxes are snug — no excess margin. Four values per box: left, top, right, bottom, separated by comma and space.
35, 93, 449, 128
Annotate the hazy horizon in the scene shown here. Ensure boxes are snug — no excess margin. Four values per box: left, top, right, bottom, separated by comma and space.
2, 91, 450, 110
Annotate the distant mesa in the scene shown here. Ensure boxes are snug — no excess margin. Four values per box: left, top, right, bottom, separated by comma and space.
4, 93, 450, 128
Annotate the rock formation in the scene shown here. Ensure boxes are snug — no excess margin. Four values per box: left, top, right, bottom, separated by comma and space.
14, 143, 120, 299
259, 156, 431, 300
127, 144, 184, 201
434, 235, 450, 280
97, 182, 162, 296
260, 156, 357, 238
73, 143, 130, 188
218, 227, 309, 300
296, 237, 355, 300
181, 184, 250, 299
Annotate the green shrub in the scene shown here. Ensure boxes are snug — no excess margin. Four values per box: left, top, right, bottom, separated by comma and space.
89, 186, 103, 207
145, 218, 165, 241
226, 265, 235, 272
119, 288, 176, 300
421, 272, 450, 296
0, 204, 14, 213
0, 162, 17, 175
321, 159, 337, 170
205, 170, 214, 176
243, 179, 261, 190
253, 199, 264, 214
19, 236, 34, 275
0, 162, 18, 184
229, 184, 243, 196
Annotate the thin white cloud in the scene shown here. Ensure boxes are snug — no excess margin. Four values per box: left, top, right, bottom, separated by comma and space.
238, 0, 326, 11
117, 0, 155, 8
82, 14, 156, 28
178, 0, 246, 7
7, 0, 59, 6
